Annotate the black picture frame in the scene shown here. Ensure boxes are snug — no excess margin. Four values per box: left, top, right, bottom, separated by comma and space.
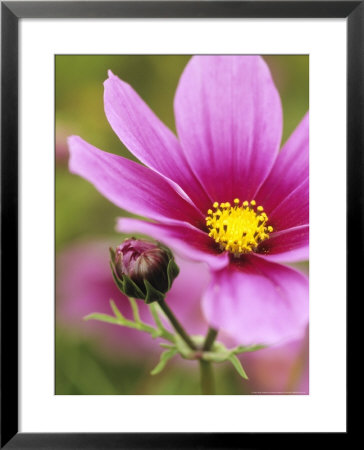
1, 1, 357, 447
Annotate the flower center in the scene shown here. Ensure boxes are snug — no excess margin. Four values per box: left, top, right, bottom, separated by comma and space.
205, 199, 273, 256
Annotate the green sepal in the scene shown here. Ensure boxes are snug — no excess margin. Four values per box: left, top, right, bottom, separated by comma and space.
166, 258, 180, 290
143, 279, 165, 304
109, 247, 116, 263
110, 257, 146, 300
158, 243, 173, 257
174, 333, 194, 359
150, 348, 178, 375
110, 262, 124, 292
84, 312, 121, 325
233, 344, 266, 354
122, 274, 145, 299
156, 244, 179, 291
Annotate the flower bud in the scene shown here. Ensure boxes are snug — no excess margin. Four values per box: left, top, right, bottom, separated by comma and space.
110, 238, 179, 303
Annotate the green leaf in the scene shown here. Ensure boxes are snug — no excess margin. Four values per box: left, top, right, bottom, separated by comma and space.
211, 341, 228, 353
202, 351, 230, 363
128, 297, 141, 323
83, 302, 162, 337
228, 354, 249, 380
148, 328, 161, 339
159, 343, 175, 349
150, 348, 178, 375
83, 313, 121, 325
233, 344, 267, 354
109, 300, 124, 321
173, 334, 196, 359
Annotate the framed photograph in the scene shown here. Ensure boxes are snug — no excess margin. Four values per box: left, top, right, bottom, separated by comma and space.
1, 1, 357, 447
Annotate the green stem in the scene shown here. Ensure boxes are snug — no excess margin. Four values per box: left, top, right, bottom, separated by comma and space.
149, 303, 174, 342
199, 360, 215, 394
203, 327, 218, 351
199, 327, 218, 394
158, 299, 197, 350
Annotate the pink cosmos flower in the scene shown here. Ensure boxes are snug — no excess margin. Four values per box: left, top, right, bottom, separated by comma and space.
68, 56, 309, 346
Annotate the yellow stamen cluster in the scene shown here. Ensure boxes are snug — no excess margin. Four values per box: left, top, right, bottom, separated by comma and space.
205, 199, 273, 256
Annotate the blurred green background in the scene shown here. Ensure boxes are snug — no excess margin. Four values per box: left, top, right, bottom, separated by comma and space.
55, 55, 309, 395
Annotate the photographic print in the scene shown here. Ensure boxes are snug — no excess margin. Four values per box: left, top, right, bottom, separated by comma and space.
56, 55, 309, 395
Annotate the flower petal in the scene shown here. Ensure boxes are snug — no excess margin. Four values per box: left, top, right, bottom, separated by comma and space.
104, 71, 212, 211
68, 136, 203, 226
258, 225, 309, 262
255, 112, 309, 230
174, 55, 283, 204
267, 179, 309, 231
261, 245, 309, 263
117, 217, 229, 270
202, 256, 309, 346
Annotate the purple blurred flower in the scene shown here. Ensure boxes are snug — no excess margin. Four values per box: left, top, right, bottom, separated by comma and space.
68, 56, 309, 346
56, 124, 71, 163
243, 329, 309, 394
57, 242, 211, 358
